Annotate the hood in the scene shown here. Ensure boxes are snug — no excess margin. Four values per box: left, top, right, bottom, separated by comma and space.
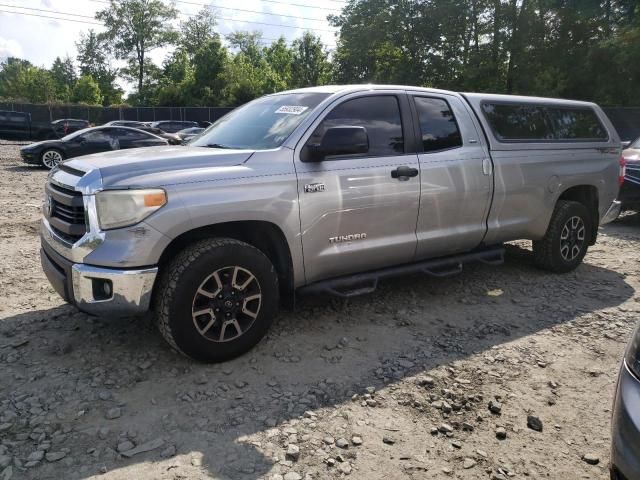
21, 139, 62, 150
64, 145, 255, 188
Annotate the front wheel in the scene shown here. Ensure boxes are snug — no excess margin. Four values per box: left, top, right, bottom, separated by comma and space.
41, 149, 64, 169
533, 200, 592, 273
155, 238, 279, 362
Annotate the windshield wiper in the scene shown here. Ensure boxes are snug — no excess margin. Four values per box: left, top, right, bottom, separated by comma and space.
204, 143, 234, 149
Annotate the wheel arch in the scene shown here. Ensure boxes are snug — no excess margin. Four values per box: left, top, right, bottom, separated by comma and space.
156, 220, 296, 308
556, 184, 599, 245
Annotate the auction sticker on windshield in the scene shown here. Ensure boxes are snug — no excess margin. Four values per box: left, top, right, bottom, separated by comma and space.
275, 105, 309, 115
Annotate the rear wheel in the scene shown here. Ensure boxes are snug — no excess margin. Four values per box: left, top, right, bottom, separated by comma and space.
533, 200, 592, 273
155, 238, 279, 362
41, 149, 63, 169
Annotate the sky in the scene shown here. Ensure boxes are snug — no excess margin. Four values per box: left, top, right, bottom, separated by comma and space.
0, 0, 342, 91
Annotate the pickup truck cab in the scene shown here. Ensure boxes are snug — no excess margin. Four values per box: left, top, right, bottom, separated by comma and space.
40, 85, 622, 362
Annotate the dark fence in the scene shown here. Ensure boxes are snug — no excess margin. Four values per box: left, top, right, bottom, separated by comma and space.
602, 107, 640, 142
1, 101, 639, 141
0, 102, 234, 127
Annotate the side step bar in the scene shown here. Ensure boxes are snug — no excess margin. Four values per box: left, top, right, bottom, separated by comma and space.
298, 245, 505, 299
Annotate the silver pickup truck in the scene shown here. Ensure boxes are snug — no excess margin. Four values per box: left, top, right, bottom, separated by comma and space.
40, 85, 623, 362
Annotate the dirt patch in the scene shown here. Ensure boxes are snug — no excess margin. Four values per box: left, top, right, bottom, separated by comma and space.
0, 143, 638, 480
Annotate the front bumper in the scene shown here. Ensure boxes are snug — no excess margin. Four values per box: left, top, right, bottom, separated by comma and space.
601, 200, 622, 225
610, 361, 640, 480
41, 237, 157, 316
20, 151, 40, 165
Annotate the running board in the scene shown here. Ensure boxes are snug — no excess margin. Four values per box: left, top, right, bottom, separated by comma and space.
298, 245, 505, 299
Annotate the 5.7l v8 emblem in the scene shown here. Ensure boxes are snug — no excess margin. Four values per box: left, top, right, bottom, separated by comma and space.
304, 183, 325, 193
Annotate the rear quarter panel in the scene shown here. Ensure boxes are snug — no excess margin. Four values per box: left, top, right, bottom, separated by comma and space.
463, 95, 621, 243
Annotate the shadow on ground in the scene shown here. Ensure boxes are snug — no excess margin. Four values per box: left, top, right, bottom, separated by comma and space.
0, 244, 634, 479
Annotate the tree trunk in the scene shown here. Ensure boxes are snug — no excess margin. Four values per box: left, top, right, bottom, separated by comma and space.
506, 0, 527, 93
138, 50, 144, 100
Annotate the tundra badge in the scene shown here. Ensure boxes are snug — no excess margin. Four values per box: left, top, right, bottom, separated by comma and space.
304, 183, 325, 193
329, 233, 367, 244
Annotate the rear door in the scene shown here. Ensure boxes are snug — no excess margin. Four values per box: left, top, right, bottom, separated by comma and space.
295, 91, 421, 283
410, 94, 493, 259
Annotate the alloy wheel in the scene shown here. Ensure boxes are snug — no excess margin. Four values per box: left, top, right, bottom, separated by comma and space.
42, 150, 63, 169
559, 215, 586, 261
191, 266, 262, 342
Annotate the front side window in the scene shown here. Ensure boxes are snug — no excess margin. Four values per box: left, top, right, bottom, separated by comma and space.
307, 95, 404, 157
414, 97, 462, 152
190, 92, 329, 150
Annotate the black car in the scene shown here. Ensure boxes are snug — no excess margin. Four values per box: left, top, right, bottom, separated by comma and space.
150, 120, 199, 133
620, 137, 640, 211
51, 118, 91, 138
20, 126, 168, 169
0, 110, 33, 140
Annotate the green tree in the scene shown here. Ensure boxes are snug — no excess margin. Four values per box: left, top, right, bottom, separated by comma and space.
96, 0, 178, 103
226, 31, 264, 66
264, 37, 294, 88
76, 29, 123, 105
291, 32, 331, 88
72, 75, 103, 105
180, 7, 218, 56
0, 57, 32, 100
155, 49, 194, 105
50, 56, 76, 102
191, 37, 228, 105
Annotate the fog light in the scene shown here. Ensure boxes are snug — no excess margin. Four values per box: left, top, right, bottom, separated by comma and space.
91, 278, 113, 301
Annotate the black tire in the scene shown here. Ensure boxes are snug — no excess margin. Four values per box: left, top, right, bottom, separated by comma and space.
155, 238, 279, 362
532, 200, 592, 273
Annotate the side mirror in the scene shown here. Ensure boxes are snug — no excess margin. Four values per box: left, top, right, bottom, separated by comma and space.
307, 126, 369, 161
622, 140, 631, 149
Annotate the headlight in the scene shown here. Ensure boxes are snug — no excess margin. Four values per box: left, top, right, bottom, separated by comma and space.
625, 323, 640, 379
95, 188, 167, 230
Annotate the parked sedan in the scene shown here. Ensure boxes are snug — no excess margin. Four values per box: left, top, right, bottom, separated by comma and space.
619, 137, 640, 211
20, 126, 168, 169
150, 120, 199, 133
176, 127, 204, 142
611, 322, 640, 480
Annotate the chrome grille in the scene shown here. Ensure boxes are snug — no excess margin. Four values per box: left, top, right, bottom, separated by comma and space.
46, 181, 86, 242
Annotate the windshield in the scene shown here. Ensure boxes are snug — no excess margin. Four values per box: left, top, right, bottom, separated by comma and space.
631, 137, 640, 149
61, 127, 92, 141
190, 92, 330, 150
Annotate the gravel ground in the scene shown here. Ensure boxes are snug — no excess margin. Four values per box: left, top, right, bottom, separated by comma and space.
0, 142, 639, 480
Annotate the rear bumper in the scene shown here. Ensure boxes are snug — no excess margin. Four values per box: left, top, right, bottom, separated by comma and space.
610, 362, 640, 480
41, 238, 157, 316
601, 200, 622, 225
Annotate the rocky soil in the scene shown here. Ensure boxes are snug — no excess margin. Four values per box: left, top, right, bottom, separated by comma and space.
0, 142, 639, 480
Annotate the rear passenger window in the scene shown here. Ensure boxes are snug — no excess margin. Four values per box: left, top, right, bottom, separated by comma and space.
482, 103, 608, 142
546, 107, 608, 140
414, 97, 462, 152
310, 96, 404, 157
482, 104, 554, 141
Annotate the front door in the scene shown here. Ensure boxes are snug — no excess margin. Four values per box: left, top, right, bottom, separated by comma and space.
295, 92, 421, 284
